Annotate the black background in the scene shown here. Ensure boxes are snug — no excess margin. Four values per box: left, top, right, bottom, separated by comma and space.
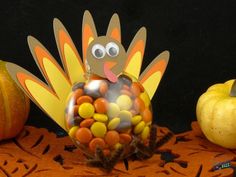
1, 0, 236, 134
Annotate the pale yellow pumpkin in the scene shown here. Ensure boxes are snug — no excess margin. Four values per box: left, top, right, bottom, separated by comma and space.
196, 79, 236, 149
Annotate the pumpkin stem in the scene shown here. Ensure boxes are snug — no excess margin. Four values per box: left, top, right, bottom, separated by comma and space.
230, 80, 236, 97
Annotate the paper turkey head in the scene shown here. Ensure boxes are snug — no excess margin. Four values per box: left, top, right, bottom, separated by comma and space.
83, 11, 126, 82
86, 37, 126, 82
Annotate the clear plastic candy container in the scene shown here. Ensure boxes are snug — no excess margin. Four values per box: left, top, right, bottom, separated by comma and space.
65, 73, 152, 158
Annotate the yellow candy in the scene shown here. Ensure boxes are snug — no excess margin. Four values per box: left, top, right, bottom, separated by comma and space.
78, 103, 95, 118
134, 121, 145, 134
140, 92, 150, 107
90, 122, 107, 138
131, 115, 142, 125
141, 126, 150, 140
68, 126, 79, 138
107, 103, 120, 118
114, 143, 123, 150
93, 113, 108, 122
108, 117, 120, 130
116, 111, 132, 133
116, 95, 132, 110
118, 110, 132, 122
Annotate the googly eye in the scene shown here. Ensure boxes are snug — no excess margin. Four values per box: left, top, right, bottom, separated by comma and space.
106, 42, 119, 57
92, 44, 106, 59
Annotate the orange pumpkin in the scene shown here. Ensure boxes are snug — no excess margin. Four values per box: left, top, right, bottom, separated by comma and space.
0, 60, 30, 140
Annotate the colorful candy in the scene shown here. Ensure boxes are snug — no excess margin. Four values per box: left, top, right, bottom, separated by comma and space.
68, 126, 79, 137
107, 103, 120, 118
105, 131, 120, 146
131, 115, 142, 125
80, 118, 95, 128
118, 110, 132, 121
107, 117, 120, 130
75, 127, 93, 144
73, 89, 84, 100
90, 122, 107, 138
77, 95, 93, 105
94, 98, 108, 113
114, 143, 122, 150
103, 149, 111, 156
89, 138, 106, 152
139, 92, 150, 107
119, 133, 132, 144
93, 113, 108, 122
133, 97, 145, 113
134, 121, 145, 134
142, 108, 152, 123
78, 102, 95, 118
116, 95, 132, 110
65, 73, 153, 158
131, 82, 141, 96
141, 126, 150, 140
99, 81, 108, 95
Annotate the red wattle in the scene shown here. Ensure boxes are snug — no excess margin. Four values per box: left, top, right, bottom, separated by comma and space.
103, 64, 118, 83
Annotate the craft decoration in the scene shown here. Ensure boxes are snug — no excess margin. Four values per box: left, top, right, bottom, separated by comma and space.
196, 79, 236, 149
0, 122, 235, 176
6, 10, 169, 170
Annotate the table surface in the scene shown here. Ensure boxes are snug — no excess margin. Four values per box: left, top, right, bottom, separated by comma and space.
0, 119, 229, 176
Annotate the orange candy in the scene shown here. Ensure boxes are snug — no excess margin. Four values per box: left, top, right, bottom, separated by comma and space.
66, 75, 153, 159
133, 97, 145, 113
80, 118, 94, 128
142, 108, 152, 123
131, 82, 141, 96
99, 81, 108, 95
89, 138, 106, 152
119, 133, 132, 144
73, 89, 84, 100
103, 149, 111, 156
76, 95, 93, 105
105, 131, 120, 146
75, 127, 92, 144
94, 98, 108, 113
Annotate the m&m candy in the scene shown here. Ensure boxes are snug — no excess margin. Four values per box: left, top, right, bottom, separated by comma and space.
65, 74, 153, 158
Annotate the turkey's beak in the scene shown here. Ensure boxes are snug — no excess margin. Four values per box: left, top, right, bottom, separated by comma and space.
104, 61, 117, 69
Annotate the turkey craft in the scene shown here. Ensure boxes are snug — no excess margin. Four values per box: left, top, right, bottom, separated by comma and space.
6, 11, 169, 170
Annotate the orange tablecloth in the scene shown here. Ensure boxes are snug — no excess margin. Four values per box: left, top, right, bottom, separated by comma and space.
0, 121, 235, 177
